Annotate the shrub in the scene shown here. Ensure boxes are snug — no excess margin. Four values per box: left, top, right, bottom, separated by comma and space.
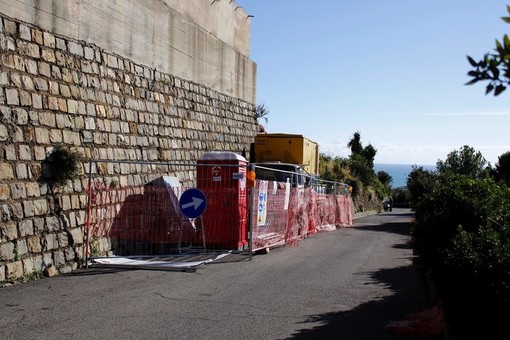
410, 169, 510, 338
47, 145, 85, 187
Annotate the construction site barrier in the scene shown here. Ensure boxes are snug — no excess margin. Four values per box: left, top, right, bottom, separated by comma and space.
84, 159, 353, 263
250, 177, 353, 252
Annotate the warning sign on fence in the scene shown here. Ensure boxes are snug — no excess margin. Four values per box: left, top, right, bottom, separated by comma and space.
257, 180, 268, 226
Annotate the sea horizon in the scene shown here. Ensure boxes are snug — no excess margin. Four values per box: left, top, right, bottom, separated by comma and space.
374, 163, 436, 189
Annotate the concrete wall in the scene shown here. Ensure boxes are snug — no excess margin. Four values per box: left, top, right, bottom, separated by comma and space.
0, 0, 256, 103
0, 7, 258, 281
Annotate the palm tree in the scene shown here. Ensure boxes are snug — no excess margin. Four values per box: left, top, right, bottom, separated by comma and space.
255, 103, 269, 123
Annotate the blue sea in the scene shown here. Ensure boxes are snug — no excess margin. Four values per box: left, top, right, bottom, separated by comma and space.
374, 163, 436, 189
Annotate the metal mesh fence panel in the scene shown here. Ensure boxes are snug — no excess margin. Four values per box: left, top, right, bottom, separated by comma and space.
250, 166, 354, 252
84, 159, 250, 263
85, 160, 354, 263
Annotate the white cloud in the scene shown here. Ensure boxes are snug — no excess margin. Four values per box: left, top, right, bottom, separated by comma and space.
318, 142, 510, 166
418, 111, 510, 117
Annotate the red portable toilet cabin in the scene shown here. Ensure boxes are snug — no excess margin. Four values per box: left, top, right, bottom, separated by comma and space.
196, 152, 249, 251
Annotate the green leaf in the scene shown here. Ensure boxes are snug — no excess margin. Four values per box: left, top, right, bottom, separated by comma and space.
505, 34, 510, 48
495, 85, 506, 96
467, 70, 479, 77
467, 56, 478, 67
502, 16, 510, 24
486, 84, 494, 95
496, 39, 503, 53
465, 78, 479, 86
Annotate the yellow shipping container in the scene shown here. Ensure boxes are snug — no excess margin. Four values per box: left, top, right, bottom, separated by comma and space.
253, 133, 319, 175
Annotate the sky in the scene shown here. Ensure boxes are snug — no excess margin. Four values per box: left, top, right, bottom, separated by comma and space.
235, 0, 510, 166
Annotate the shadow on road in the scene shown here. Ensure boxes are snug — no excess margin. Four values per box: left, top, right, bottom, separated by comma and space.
356, 221, 412, 237
287, 263, 436, 340
286, 214, 440, 340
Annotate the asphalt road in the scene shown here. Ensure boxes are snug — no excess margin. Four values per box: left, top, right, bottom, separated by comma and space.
0, 208, 430, 340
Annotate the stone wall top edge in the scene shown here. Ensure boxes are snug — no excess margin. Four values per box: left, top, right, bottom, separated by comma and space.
0, 12, 255, 108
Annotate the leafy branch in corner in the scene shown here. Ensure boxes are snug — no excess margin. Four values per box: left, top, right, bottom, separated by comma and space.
466, 5, 510, 96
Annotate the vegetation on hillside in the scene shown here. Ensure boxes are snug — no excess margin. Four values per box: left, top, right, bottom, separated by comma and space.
408, 145, 510, 338
319, 131, 392, 211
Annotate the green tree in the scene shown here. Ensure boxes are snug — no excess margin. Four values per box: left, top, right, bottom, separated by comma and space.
436, 145, 487, 178
406, 165, 437, 211
347, 131, 363, 155
496, 151, 510, 186
377, 171, 393, 188
466, 5, 510, 95
349, 154, 373, 186
361, 144, 377, 168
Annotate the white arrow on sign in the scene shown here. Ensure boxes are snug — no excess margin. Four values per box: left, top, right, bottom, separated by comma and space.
181, 197, 204, 210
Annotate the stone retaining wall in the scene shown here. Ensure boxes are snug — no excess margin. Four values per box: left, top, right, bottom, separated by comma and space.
0, 13, 258, 282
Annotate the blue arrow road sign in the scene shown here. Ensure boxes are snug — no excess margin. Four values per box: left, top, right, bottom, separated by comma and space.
179, 188, 207, 219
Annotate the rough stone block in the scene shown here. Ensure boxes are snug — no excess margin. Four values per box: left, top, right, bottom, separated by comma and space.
0, 162, 14, 180
0, 242, 15, 261
75, 210, 86, 225
1, 224, 17, 241
42, 252, 53, 267
53, 250, 65, 266
69, 227, 83, 245
5, 88, 19, 105
39, 111, 56, 126
25, 59, 38, 75
13, 107, 28, 124
41, 48, 56, 63
81, 130, 93, 143
43, 32, 56, 48
63, 131, 80, 145
22, 257, 35, 275
67, 99, 78, 113
27, 235, 42, 253
55, 37, 66, 51
23, 200, 35, 217
31, 93, 42, 108
0, 124, 7, 141
84, 46, 94, 60
0, 183, 10, 200
43, 263, 58, 277
19, 90, 32, 106
18, 219, 34, 238
34, 147, 46, 161
15, 238, 28, 256
58, 231, 69, 248
74, 116, 84, 129
38, 62, 51, 77
48, 96, 59, 110
11, 203, 24, 220
33, 199, 49, 216
9, 183, 26, 199
33, 255, 44, 271
25, 182, 40, 197
33, 217, 45, 233
68, 41, 83, 56
6, 261, 23, 280
35, 127, 50, 144
49, 129, 63, 143
60, 195, 71, 210
15, 163, 29, 180
60, 83, 71, 97
46, 216, 60, 232
18, 144, 32, 160
43, 233, 58, 251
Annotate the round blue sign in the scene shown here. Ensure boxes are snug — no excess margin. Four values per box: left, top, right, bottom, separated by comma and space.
179, 188, 207, 219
